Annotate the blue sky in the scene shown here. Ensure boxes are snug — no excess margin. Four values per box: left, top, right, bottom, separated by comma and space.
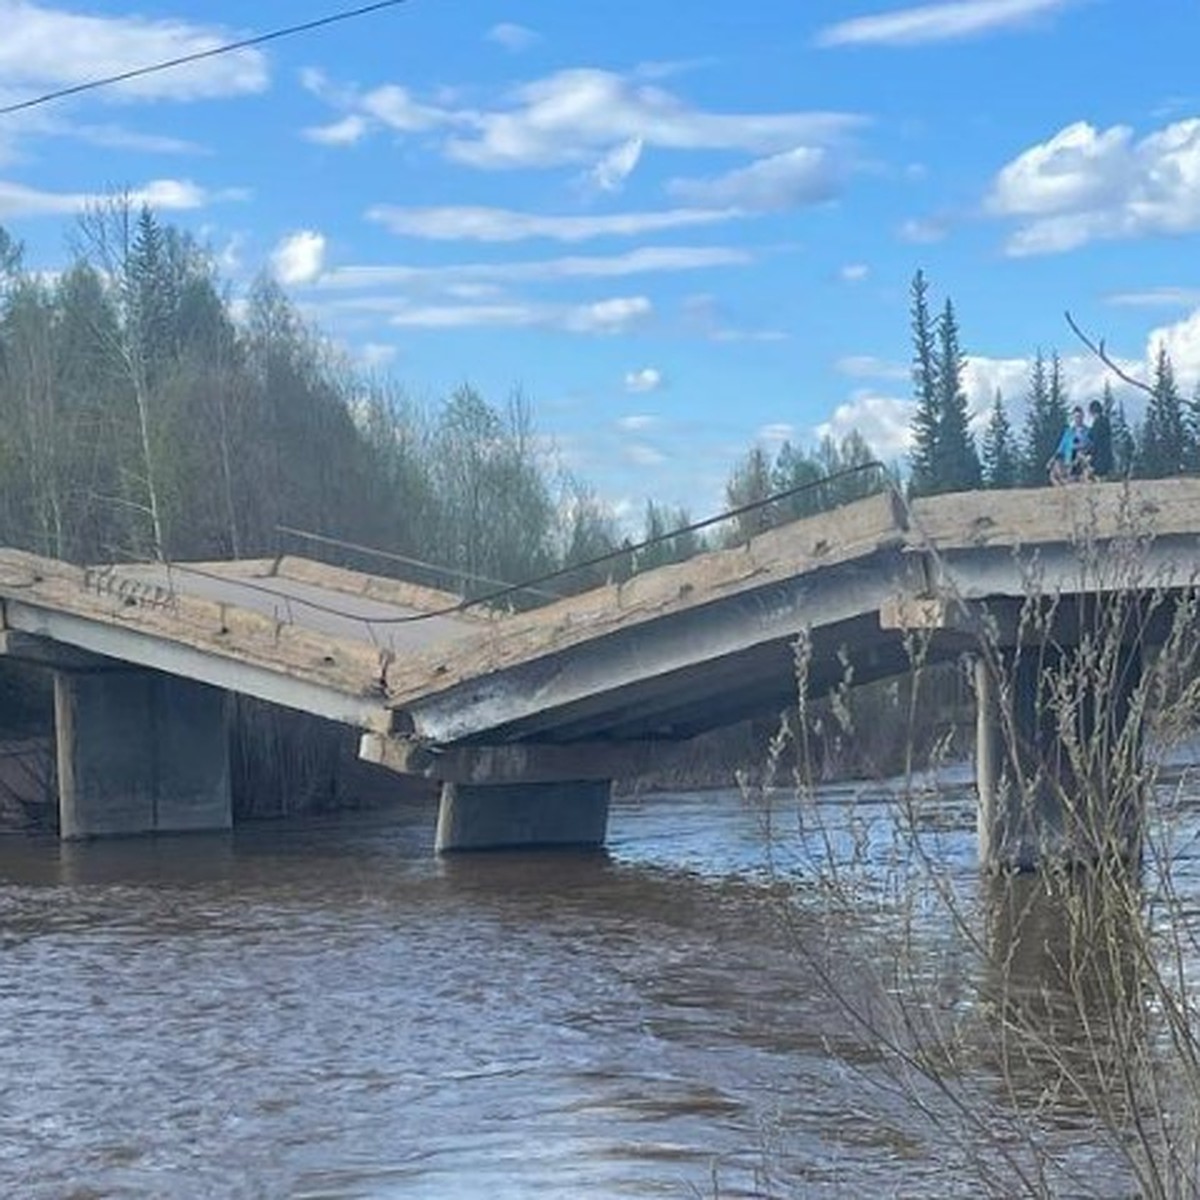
1, 0, 1199, 518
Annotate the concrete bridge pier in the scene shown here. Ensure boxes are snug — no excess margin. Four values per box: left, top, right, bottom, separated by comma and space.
974, 646, 1143, 873
55, 668, 231, 839
434, 779, 610, 853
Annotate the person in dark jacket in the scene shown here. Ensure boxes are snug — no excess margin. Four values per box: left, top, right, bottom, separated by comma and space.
1087, 399, 1113, 478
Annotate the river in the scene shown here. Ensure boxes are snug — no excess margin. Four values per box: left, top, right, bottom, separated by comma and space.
1, 778, 1195, 1198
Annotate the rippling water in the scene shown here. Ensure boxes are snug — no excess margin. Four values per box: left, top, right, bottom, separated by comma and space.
0, 780, 1194, 1198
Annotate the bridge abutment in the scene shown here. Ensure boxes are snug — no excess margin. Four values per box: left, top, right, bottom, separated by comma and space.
435, 780, 610, 853
55, 669, 231, 839
974, 646, 1143, 872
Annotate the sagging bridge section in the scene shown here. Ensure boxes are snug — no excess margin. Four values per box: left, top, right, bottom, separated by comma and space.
1, 480, 1198, 868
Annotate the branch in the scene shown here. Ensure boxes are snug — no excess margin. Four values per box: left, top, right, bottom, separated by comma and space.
1064, 310, 1154, 397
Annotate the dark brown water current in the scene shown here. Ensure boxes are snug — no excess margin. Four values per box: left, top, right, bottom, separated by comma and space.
1, 779, 1194, 1198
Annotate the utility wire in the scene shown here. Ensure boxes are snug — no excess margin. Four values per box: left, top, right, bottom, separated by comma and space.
0, 0, 412, 118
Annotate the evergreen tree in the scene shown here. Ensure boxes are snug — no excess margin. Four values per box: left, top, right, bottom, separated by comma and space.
1104, 382, 1135, 478
1019, 351, 1067, 485
929, 298, 980, 491
980, 390, 1018, 488
1139, 345, 1187, 478
1184, 381, 1200, 473
725, 445, 774, 541
907, 269, 940, 496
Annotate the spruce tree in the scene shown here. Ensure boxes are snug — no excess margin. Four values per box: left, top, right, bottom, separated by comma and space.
907, 269, 940, 496
930, 298, 980, 491
981, 390, 1018, 488
1105, 382, 1135, 478
1019, 351, 1067, 485
1139, 345, 1187, 478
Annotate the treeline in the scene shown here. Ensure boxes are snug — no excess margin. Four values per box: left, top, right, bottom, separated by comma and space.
907, 270, 1196, 495
0, 203, 889, 600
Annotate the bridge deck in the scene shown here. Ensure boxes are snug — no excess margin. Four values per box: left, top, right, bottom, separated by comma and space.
1, 479, 1199, 758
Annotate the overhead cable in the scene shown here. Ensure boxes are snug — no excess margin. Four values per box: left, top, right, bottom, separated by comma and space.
0, 0, 412, 118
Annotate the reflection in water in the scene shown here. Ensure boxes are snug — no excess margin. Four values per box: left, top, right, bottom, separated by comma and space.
0, 785, 1195, 1197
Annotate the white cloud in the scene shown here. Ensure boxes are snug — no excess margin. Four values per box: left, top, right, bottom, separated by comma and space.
566, 295, 653, 334
758, 422, 796, 446
486, 22, 541, 52
366, 203, 741, 243
383, 295, 653, 335
304, 114, 369, 146
836, 355, 909, 380
0, 1, 267, 101
898, 215, 949, 243
815, 0, 1075, 48
442, 68, 862, 170
360, 84, 459, 134
307, 245, 752, 290
0, 176, 231, 219
1149, 307, 1200, 390
840, 263, 870, 283
583, 137, 643, 194
624, 367, 663, 393
272, 230, 327, 285
617, 413, 659, 431
1107, 287, 1200, 309
987, 118, 1200, 256
816, 391, 914, 460
359, 342, 398, 368
67, 124, 205, 155
668, 146, 838, 211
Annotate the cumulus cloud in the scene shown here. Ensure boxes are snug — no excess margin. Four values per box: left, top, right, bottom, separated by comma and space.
304, 114, 369, 146
840, 263, 870, 283
1149, 307, 1200, 389
816, 0, 1075, 48
366, 203, 740, 243
816, 391, 914, 460
988, 118, 1200, 256
0, 1, 267, 101
486, 22, 541, 52
624, 367, 663, 393
667, 146, 838, 211
271, 230, 327, 285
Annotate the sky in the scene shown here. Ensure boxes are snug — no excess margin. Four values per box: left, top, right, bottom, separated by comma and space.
1, 0, 1199, 519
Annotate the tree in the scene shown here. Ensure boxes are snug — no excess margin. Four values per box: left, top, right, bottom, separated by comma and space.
929, 298, 980, 492
980, 390, 1018, 489
1019, 351, 1067, 485
1139, 345, 1187, 478
907, 270, 940, 496
1104, 383, 1135, 479
725, 445, 774, 542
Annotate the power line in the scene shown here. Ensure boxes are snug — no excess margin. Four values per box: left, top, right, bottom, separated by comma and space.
0, 0, 412, 118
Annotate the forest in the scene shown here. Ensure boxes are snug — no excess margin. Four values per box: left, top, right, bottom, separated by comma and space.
0, 202, 887, 601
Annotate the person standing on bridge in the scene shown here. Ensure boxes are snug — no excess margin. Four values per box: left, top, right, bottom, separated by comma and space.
1047, 406, 1091, 485
1086, 398, 1113, 479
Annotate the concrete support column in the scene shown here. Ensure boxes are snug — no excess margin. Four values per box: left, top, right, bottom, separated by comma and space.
974, 646, 1142, 872
55, 669, 231, 839
435, 779, 610, 853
